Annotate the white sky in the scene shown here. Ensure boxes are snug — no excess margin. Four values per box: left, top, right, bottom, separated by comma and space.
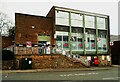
0, 0, 119, 35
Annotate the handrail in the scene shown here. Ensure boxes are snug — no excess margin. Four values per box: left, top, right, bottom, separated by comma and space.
54, 48, 90, 67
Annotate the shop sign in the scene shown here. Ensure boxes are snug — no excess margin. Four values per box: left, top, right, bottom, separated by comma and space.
26, 41, 32, 47
38, 35, 50, 41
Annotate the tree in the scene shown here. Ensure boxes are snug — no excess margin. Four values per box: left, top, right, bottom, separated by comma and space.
8, 26, 15, 38
0, 11, 14, 36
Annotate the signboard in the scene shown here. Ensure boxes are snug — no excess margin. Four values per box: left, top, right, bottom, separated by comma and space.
38, 35, 50, 41
26, 41, 32, 47
110, 42, 114, 46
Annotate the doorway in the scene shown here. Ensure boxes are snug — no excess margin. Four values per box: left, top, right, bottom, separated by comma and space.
38, 34, 50, 55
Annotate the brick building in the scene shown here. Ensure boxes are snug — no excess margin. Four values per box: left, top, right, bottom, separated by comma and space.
111, 41, 120, 65
2, 36, 14, 51
15, 6, 111, 69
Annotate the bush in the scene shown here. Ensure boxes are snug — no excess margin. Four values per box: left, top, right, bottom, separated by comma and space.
2, 50, 14, 60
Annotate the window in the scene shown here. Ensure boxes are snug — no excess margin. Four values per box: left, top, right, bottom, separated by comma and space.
57, 36, 62, 41
56, 11, 69, 26
97, 17, 106, 29
98, 30, 107, 51
71, 13, 83, 27
86, 29, 96, 51
85, 15, 95, 28
72, 27, 84, 51
63, 36, 69, 49
63, 36, 68, 41
56, 35, 62, 49
56, 31, 69, 50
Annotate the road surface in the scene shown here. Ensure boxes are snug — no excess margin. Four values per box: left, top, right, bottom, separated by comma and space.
2, 67, 119, 80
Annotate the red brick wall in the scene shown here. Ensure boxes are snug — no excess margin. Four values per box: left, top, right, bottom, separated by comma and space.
15, 13, 54, 55
46, 6, 56, 45
15, 13, 53, 45
15, 55, 85, 69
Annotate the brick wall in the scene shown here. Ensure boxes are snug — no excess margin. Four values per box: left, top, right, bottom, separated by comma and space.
15, 55, 85, 69
98, 56, 111, 66
2, 60, 14, 70
2, 36, 14, 48
15, 13, 53, 44
15, 13, 54, 55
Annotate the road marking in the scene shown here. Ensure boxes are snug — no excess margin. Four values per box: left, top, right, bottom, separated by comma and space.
60, 72, 98, 77
102, 77, 120, 80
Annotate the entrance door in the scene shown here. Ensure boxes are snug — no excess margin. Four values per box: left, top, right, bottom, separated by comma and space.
38, 41, 46, 54
38, 34, 50, 55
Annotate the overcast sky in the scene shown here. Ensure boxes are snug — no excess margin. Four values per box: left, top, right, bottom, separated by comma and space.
0, 0, 119, 35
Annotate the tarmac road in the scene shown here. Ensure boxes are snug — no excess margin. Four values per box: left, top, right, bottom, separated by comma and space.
2, 66, 119, 80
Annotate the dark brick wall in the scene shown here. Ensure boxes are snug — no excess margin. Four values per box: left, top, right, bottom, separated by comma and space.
2, 60, 14, 70
2, 36, 14, 48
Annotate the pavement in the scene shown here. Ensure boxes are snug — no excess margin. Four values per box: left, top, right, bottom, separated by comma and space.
1, 65, 119, 73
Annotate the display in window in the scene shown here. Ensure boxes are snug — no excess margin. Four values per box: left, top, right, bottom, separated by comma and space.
86, 29, 96, 51
56, 35, 62, 49
98, 30, 107, 51
63, 36, 69, 49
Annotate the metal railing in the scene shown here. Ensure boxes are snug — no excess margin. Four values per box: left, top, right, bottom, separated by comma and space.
54, 48, 90, 67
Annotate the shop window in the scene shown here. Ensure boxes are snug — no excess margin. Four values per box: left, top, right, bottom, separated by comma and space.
78, 37, 83, 49
57, 36, 62, 41
72, 36, 77, 50
56, 35, 62, 49
56, 31, 69, 50
63, 36, 69, 49
72, 27, 84, 51
86, 29, 96, 51
98, 30, 107, 51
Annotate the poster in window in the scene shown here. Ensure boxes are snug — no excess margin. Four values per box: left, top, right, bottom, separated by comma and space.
26, 41, 32, 47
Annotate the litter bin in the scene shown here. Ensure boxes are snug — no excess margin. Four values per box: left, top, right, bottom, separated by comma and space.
21, 58, 32, 70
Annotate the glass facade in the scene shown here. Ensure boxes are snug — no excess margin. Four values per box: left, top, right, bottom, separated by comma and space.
85, 15, 95, 28
55, 10, 109, 55
98, 30, 107, 51
56, 11, 69, 26
56, 25, 69, 50
97, 17, 106, 29
85, 29, 96, 51
71, 13, 83, 27
72, 28, 84, 51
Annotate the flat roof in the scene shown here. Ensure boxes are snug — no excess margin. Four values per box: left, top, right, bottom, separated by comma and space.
15, 13, 52, 19
54, 6, 109, 18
